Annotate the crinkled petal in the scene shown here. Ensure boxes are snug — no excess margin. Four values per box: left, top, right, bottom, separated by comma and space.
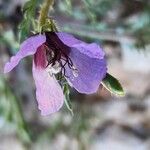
32, 62, 64, 115
4, 34, 46, 73
65, 47, 107, 94
57, 32, 104, 59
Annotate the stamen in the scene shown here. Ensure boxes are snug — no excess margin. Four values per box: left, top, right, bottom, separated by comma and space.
44, 32, 78, 80
46, 61, 61, 75
51, 61, 61, 74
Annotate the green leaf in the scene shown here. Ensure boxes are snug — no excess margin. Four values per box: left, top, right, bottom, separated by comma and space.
101, 73, 125, 96
63, 83, 74, 116
19, 0, 37, 42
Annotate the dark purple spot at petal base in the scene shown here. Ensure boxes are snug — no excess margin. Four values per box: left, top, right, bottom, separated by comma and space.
34, 45, 47, 68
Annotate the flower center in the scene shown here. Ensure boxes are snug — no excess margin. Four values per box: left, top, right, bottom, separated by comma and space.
44, 32, 78, 78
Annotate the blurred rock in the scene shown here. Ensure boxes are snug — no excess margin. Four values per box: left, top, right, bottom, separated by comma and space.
0, 135, 25, 150
91, 120, 149, 150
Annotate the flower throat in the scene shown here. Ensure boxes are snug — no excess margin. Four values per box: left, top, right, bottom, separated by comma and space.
45, 32, 77, 78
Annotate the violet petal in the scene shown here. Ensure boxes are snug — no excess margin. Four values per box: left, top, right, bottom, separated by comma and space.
57, 32, 105, 59
56, 32, 82, 47
32, 61, 64, 115
4, 35, 46, 73
65, 47, 107, 94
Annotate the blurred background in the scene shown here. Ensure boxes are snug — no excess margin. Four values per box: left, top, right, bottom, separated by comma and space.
0, 0, 150, 149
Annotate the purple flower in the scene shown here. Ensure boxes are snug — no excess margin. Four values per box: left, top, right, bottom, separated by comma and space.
4, 32, 107, 115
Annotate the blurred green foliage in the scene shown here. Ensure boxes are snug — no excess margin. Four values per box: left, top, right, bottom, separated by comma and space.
0, 76, 30, 144
57, 0, 150, 47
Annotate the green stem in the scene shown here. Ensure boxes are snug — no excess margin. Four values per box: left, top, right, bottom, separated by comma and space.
38, 0, 54, 30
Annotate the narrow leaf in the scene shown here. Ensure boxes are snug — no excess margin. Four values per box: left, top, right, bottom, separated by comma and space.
63, 83, 74, 116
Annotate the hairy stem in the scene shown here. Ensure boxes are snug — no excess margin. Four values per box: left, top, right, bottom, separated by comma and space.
38, 0, 54, 29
